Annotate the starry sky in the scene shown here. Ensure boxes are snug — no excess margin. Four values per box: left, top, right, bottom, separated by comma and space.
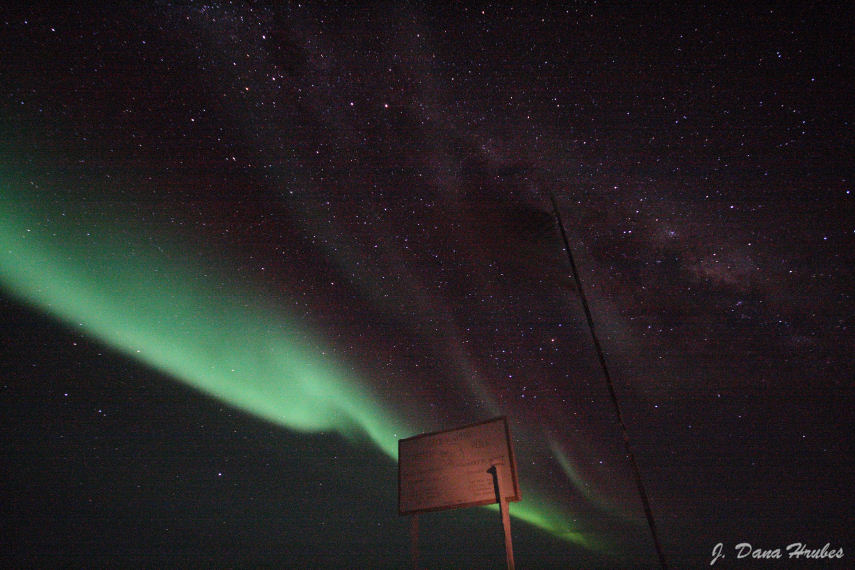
1, 2, 853, 567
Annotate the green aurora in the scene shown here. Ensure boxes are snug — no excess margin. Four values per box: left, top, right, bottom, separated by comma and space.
0, 169, 601, 552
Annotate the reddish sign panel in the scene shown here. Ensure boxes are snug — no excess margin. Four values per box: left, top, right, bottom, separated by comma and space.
398, 416, 520, 515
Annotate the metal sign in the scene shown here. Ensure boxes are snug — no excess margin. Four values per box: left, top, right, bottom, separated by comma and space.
398, 416, 520, 515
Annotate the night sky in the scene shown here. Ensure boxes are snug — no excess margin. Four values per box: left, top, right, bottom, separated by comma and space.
1, 2, 853, 567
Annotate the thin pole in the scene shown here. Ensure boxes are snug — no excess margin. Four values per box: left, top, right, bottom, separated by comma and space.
410, 513, 419, 570
548, 192, 668, 569
488, 464, 515, 570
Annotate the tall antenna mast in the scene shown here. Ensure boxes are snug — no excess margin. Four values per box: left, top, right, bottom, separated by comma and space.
548, 191, 668, 569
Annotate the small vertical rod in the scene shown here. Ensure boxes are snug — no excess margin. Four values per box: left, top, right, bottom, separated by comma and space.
410, 513, 419, 570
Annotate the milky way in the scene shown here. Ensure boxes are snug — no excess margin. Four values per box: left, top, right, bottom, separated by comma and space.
1, 3, 852, 566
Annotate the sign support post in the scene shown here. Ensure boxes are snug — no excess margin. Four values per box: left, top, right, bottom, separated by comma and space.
410, 513, 419, 570
488, 464, 515, 570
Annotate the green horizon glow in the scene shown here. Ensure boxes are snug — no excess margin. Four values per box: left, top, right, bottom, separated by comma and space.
0, 169, 605, 553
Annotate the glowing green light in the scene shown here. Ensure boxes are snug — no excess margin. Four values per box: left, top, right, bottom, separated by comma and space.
0, 176, 404, 455
0, 169, 604, 553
